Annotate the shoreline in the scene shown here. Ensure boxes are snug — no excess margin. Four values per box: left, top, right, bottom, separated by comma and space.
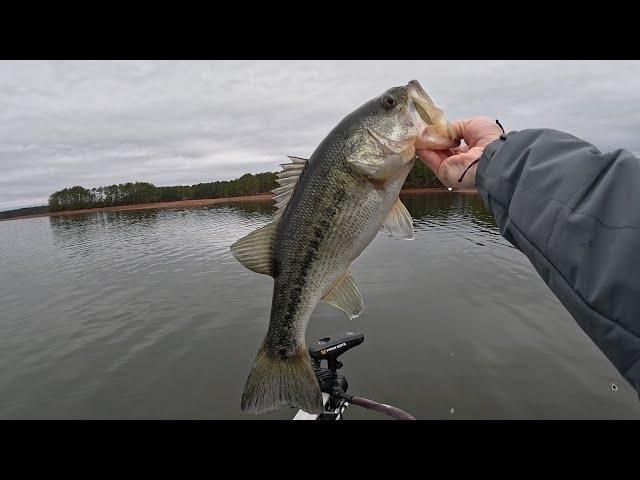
0, 194, 274, 222
1, 188, 478, 222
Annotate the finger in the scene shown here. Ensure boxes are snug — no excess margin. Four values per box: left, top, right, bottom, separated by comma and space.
449, 119, 467, 140
416, 148, 452, 162
416, 149, 447, 173
441, 149, 483, 174
450, 144, 469, 155
438, 149, 483, 188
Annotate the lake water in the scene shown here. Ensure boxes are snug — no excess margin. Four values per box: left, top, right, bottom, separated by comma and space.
1, 192, 639, 419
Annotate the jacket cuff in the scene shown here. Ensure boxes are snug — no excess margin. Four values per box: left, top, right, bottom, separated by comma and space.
475, 131, 515, 211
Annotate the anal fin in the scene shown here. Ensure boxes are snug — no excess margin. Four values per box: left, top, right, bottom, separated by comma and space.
323, 270, 363, 319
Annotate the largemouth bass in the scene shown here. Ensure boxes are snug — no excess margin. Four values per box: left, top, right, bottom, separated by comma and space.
231, 80, 459, 414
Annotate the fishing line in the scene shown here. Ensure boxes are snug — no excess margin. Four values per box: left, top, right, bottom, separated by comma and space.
457, 119, 505, 184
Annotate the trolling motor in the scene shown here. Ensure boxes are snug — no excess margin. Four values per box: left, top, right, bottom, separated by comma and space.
309, 332, 363, 420
293, 332, 415, 420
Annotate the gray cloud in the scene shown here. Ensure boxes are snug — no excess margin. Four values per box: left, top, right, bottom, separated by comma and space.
1, 60, 640, 210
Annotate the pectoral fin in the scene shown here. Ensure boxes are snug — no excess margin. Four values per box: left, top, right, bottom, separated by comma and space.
230, 222, 277, 276
382, 198, 414, 240
323, 270, 363, 319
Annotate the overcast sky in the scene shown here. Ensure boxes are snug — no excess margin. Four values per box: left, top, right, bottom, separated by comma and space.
1, 60, 639, 210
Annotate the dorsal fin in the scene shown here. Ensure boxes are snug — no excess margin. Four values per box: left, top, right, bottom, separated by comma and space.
273, 156, 308, 219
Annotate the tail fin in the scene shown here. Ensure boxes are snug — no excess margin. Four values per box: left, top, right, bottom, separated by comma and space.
241, 342, 323, 414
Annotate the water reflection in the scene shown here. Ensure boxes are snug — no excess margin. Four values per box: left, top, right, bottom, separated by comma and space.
400, 191, 513, 250
49, 209, 162, 226
401, 191, 496, 227
222, 200, 275, 216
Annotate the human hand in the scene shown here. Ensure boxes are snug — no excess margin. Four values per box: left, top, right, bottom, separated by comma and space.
416, 116, 504, 189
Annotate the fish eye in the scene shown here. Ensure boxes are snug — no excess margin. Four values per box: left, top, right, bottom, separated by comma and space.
381, 94, 396, 109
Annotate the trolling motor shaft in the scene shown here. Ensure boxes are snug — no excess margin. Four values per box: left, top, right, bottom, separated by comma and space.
339, 393, 416, 421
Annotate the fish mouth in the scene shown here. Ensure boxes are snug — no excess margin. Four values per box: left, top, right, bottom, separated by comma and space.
407, 80, 460, 150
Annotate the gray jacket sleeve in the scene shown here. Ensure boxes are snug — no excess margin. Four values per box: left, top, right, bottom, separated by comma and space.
475, 128, 640, 395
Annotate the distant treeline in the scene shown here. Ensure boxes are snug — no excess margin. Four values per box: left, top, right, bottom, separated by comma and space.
403, 160, 444, 189
0, 205, 50, 219
47, 172, 279, 212
0, 162, 444, 218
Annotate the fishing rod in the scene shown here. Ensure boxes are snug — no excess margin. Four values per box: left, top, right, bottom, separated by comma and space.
293, 331, 416, 420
